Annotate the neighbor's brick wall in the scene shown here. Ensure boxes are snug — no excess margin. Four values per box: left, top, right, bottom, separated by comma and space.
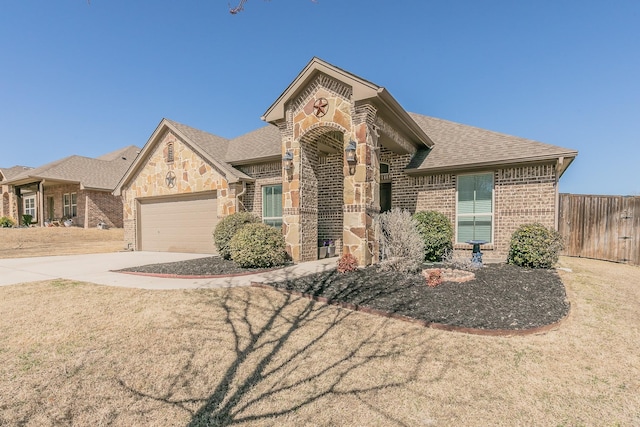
42, 185, 123, 228
45, 184, 85, 226
84, 190, 124, 228
1, 185, 9, 219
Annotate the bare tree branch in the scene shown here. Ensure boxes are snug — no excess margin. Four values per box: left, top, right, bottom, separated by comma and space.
230, 0, 318, 15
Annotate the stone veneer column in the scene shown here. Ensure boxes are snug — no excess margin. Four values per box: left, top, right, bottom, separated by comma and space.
343, 103, 380, 266
278, 118, 303, 262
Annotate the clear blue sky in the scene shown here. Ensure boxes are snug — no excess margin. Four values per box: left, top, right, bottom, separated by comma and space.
1, 1, 638, 195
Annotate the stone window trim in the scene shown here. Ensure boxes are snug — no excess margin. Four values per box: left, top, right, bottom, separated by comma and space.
455, 171, 495, 244
63, 192, 78, 218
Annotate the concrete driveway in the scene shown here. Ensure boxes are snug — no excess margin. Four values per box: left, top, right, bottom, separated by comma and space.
0, 251, 336, 290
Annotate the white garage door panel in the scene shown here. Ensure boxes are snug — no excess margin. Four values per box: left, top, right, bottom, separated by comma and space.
139, 193, 218, 253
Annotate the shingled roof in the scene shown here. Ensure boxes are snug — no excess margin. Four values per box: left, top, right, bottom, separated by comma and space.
0, 165, 33, 182
5, 146, 140, 191
406, 113, 577, 175
226, 125, 281, 164
165, 119, 231, 161
216, 112, 577, 175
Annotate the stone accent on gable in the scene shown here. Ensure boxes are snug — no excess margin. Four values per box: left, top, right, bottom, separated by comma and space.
121, 130, 236, 249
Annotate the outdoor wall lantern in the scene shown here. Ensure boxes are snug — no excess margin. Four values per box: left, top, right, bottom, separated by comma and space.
345, 140, 357, 164
283, 150, 294, 171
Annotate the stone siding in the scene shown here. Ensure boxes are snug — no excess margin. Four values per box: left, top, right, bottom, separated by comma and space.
122, 129, 236, 249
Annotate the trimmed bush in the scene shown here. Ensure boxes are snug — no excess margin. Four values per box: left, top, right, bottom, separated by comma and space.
413, 210, 453, 262
376, 208, 425, 273
229, 222, 287, 268
507, 223, 564, 268
337, 253, 359, 273
213, 212, 260, 260
21, 214, 33, 227
0, 216, 15, 228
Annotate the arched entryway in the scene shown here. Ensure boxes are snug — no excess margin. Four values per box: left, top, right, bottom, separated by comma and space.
298, 126, 345, 261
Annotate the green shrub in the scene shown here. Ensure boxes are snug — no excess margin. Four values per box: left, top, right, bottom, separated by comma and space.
413, 210, 453, 262
507, 223, 564, 268
229, 222, 287, 268
21, 214, 33, 226
0, 216, 15, 228
213, 212, 260, 260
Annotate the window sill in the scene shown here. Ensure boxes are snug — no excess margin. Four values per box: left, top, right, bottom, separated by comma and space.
454, 243, 494, 251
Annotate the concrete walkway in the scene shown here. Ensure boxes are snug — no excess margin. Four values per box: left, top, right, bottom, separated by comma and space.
0, 252, 338, 290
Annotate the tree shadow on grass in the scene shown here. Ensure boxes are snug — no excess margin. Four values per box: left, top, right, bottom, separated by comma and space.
117, 268, 442, 426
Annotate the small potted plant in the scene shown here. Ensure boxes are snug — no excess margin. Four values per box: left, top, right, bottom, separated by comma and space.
327, 239, 336, 257
318, 240, 328, 258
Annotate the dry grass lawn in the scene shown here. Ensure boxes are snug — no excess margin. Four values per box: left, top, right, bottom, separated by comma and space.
1, 257, 639, 426
0, 227, 124, 258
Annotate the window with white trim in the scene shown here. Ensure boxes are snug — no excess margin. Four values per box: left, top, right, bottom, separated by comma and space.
262, 185, 282, 228
23, 195, 36, 221
63, 192, 77, 217
456, 173, 493, 243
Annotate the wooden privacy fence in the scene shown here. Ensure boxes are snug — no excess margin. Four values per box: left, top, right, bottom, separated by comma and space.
558, 194, 640, 265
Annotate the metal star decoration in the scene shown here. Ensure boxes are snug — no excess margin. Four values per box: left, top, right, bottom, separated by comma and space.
165, 171, 176, 188
313, 98, 329, 117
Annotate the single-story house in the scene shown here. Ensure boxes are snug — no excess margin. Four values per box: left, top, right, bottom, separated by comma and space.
114, 57, 577, 265
1, 146, 140, 228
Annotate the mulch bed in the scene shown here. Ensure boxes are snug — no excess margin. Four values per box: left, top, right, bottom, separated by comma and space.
117, 256, 569, 331
116, 256, 283, 276
267, 264, 570, 331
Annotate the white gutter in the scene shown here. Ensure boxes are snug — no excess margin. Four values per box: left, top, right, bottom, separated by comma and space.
236, 181, 247, 212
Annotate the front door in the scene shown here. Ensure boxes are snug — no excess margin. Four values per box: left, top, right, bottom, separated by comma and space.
47, 196, 54, 221
380, 182, 392, 213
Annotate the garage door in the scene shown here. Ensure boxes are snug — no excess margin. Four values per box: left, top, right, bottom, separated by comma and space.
138, 192, 218, 253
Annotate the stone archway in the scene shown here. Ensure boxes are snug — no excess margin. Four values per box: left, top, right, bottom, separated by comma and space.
298, 126, 345, 261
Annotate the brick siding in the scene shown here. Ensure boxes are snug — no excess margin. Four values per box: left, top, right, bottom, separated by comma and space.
379, 147, 558, 259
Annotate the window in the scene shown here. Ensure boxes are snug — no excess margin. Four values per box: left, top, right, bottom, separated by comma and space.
380, 162, 390, 174
23, 195, 36, 221
63, 192, 77, 217
262, 185, 282, 228
456, 173, 493, 243
167, 142, 174, 163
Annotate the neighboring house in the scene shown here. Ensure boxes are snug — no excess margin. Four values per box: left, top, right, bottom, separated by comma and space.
1, 166, 34, 221
2, 146, 140, 228
114, 58, 577, 265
